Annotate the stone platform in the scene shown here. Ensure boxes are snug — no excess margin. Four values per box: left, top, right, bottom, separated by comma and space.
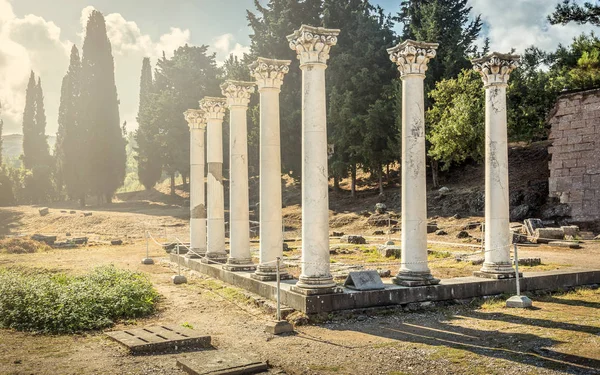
105, 325, 211, 354
170, 254, 600, 315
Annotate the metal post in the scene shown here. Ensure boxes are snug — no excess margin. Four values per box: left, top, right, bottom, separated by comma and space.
513, 243, 521, 296
481, 222, 484, 254
276, 256, 281, 321
146, 231, 150, 259
177, 244, 181, 276
505, 243, 532, 308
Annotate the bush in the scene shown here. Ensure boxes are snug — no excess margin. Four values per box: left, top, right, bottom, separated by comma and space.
0, 238, 51, 254
0, 265, 159, 334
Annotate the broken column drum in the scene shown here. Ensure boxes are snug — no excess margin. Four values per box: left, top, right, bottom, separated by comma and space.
199, 97, 228, 264
472, 53, 520, 278
288, 25, 340, 292
221, 80, 257, 271
249, 57, 291, 281
388, 40, 440, 286
184, 109, 207, 257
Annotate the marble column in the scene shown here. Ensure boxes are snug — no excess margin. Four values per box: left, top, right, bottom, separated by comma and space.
388, 40, 440, 287
472, 52, 520, 279
184, 109, 207, 258
199, 97, 228, 264
287, 25, 339, 293
221, 80, 257, 271
249, 57, 291, 281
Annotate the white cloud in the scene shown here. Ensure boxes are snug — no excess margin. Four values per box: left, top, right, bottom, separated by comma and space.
213, 33, 250, 63
0, 0, 69, 135
0, 2, 193, 135
470, 0, 596, 53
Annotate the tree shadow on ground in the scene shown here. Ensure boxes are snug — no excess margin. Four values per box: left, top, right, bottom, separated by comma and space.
334, 314, 600, 374
0, 208, 25, 236
535, 295, 600, 310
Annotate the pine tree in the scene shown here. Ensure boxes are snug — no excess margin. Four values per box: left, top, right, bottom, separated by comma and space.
56, 45, 86, 205
135, 57, 162, 190
247, 0, 322, 180
549, 0, 600, 26
79, 10, 126, 203
21, 71, 37, 169
397, 0, 482, 102
323, 0, 398, 194
151, 45, 220, 195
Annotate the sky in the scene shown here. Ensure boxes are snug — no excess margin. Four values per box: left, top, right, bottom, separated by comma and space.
0, 0, 596, 136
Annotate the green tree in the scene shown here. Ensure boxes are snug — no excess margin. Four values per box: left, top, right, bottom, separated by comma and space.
427, 69, 484, 171
55, 45, 86, 205
397, 0, 482, 101
323, 0, 398, 195
79, 10, 126, 203
0, 100, 3, 166
34, 77, 50, 166
135, 57, 162, 190
549, 0, 600, 26
547, 33, 600, 90
247, 0, 322, 179
151, 45, 220, 195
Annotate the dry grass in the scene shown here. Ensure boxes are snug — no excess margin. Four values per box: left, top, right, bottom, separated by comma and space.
0, 238, 51, 254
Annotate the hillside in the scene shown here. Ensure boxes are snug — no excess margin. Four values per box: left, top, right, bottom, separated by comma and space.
1, 134, 57, 161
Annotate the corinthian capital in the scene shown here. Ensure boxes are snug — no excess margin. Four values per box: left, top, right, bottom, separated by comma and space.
249, 57, 291, 90
184, 109, 206, 130
199, 97, 227, 121
287, 24, 340, 66
387, 40, 438, 76
220, 80, 255, 107
472, 52, 520, 87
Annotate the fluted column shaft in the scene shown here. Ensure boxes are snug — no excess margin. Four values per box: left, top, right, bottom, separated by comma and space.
250, 57, 291, 281
473, 53, 520, 278
222, 81, 256, 271
388, 39, 440, 286
288, 25, 339, 291
184, 110, 207, 258
200, 97, 228, 263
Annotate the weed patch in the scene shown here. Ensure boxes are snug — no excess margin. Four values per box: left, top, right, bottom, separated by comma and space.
0, 265, 159, 334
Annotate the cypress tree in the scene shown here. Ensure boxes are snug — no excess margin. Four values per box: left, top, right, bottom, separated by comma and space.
0, 100, 3, 166
34, 77, 50, 166
21, 71, 37, 169
135, 57, 162, 190
79, 10, 126, 203
56, 45, 86, 205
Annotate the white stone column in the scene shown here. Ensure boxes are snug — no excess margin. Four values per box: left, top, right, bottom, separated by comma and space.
221, 80, 256, 271
288, 25, 339, 293
249, 57, 292, 281
184, 109, 207, 258
388, 40, 439, 286
199, 97, 228, 264
472, 53, 520, 278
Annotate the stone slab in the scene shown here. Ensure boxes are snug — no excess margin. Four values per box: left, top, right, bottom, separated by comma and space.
105, 325, 211, 354
344, 271, 385, 291
176, 351, 267, 375
506, 295, 533, 308
170, 254, 600, 315
547, 241, 582, 249
265, 320, 294, 335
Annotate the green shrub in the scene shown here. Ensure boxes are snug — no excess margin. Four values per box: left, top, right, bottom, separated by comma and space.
0, 265, 159, 334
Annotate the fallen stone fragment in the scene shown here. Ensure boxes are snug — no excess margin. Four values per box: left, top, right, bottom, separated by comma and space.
38, 207, 49, 216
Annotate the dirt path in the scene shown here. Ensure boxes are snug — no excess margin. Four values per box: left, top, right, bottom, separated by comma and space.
1, 240, 599, 375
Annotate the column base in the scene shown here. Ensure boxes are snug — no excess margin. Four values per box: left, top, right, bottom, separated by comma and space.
474, 270, 521, 279
223, 258, 256, 272
474, 262, 516, 279
392, 271, 440, 287
185, 248, 206, 259
250, 264, 293, 281
290, 282, 343, 296
201, 253, 228, 265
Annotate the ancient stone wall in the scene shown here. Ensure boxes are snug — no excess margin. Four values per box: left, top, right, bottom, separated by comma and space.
548, 88, 600, 222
